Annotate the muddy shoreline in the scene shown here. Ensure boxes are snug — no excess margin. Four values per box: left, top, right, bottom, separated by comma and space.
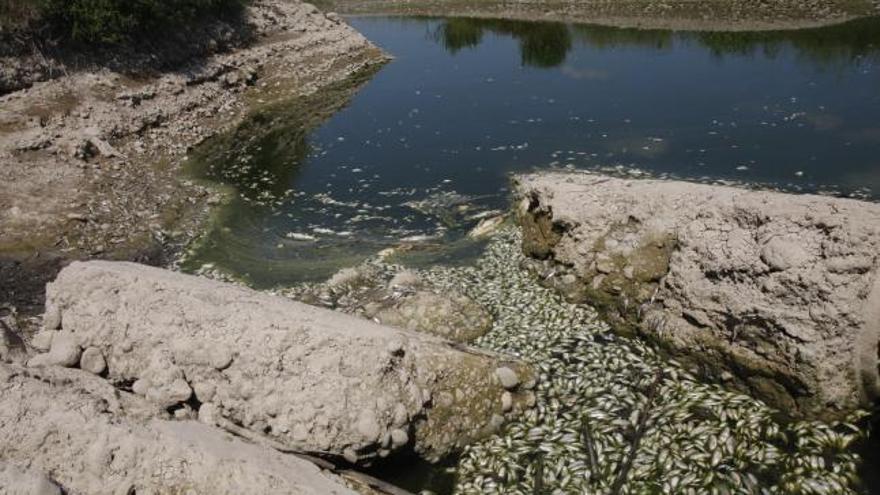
0, 0, 388, 332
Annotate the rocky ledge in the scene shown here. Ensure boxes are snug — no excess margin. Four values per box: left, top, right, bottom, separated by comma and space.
514, 172, 880, 420
0, 364, 359, 494
18, 261, 533, 471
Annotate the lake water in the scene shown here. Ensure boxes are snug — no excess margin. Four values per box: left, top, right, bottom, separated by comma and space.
182, 16, 880, 287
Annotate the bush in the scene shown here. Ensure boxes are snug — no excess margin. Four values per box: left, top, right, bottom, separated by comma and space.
25, 0, 247, 43
0, 0, 42, 30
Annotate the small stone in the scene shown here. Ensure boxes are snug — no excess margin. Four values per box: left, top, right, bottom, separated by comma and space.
494, 366, 520, 390
79, 347, 107, 375
146, 378, 192, 407
489, 414, 505, 431
436, 391, 454, 408
595, 259, 615, 274
46, 332, 81, 367
42, 304, 62, 331
167, 379, 193, 403
356, 410, 381, 442
174, 405, 194, 420
342, 447, 359, 464
292, 424, 310, 442
386, 340, 405, 357
501, 391, 513, 412
31, 331, 54, 352
26, 354, 52, 368
210, 347, 233, 370
390, 428, 409, 449
193, 381, 216, 403
132, 378, 149, 396
392, 403, 408, 427
524, 391, 537, 408
761, 236, 810, 271
198, 402, 219, 425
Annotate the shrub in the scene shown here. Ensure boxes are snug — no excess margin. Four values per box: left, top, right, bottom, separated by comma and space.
0, 0, 42, 30
6, 0, 247, 43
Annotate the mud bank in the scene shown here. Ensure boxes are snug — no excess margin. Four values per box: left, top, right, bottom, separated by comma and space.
514, 172, 880, 420
0, 0, 388, 327
319, 0, 880, 31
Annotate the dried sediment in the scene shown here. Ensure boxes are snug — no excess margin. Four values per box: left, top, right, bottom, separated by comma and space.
35, 260, 534, 464
514, 171, 880, 419
0, 364, 359, 495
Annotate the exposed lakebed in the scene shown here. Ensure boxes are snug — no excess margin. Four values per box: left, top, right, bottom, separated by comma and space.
182, 15, 880, 286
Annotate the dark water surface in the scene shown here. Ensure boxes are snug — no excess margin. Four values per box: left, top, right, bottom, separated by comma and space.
183, 16, 880, 287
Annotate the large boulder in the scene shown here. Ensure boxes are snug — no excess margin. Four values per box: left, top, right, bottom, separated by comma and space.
35, 261, 533, 463
514, 172, 880, 419
0, 364, 357, 495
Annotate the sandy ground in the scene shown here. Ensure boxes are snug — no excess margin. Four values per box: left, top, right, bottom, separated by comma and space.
0, 0, 388, 325
319, 0, 880, 31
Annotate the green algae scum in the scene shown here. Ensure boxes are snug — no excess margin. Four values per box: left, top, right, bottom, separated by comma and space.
180, 15, 880, 495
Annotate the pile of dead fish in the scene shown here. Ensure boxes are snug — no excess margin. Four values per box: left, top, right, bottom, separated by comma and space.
414, 228, 867, 495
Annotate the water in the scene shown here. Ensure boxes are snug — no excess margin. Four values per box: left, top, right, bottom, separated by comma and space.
182, 16, 880, 287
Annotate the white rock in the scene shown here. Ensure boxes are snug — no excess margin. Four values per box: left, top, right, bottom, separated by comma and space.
515, 171, 880, 419
44, 261, 531, 462
501, 391, 513, 412
494, 367, 520, 390
79, 347, 106, 375
45, 332, 81, 367
390, 428, 409, 449
31, 331, 54, 352
42, 304, 62, 331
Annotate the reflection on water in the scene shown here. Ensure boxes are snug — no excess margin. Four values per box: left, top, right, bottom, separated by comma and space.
434, 16, 880, 68
183, 15, 880, 288
436, 19, 572, 67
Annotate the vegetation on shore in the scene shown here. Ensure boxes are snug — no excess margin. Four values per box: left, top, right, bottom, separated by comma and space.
0, 0, 249, 43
